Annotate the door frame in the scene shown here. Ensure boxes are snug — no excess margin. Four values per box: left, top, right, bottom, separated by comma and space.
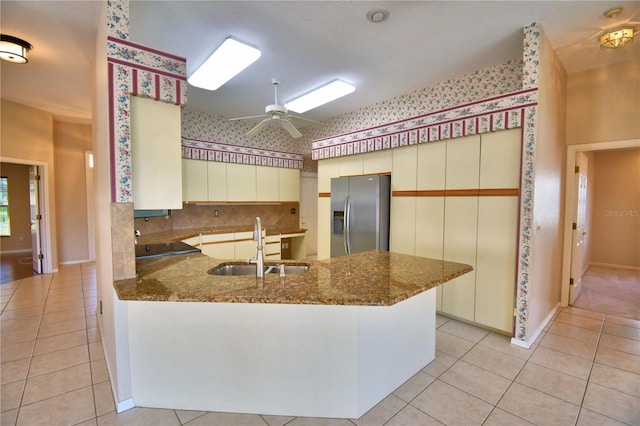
560, 138, 640, 306
1, 156, 54, 274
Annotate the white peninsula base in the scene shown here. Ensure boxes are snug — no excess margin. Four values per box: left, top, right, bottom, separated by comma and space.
126, 288, 436, 419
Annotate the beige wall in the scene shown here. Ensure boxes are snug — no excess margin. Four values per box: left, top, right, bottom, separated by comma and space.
527, 27, 567, 339
590, 148, 640, 268
0, 163, 31, 252
54, 121, 92, 263
1, 99, 59, 269
567, 58, 640, 145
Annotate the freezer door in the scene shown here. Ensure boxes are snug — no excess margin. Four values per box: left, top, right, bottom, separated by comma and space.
330, 177, 349, 257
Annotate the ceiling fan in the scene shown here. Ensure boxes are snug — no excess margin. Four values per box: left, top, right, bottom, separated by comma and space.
229, 79, 321, 138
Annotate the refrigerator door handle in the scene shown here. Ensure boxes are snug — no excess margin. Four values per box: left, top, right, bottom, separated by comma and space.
344, 196, 352, 255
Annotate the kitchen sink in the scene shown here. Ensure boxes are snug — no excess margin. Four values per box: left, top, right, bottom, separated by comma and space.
208, 262, 310, 276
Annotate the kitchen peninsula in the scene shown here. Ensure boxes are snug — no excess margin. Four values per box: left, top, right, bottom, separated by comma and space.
115, 251, 472, 418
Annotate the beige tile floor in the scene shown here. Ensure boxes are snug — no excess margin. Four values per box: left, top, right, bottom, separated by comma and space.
1, 262, 639, 425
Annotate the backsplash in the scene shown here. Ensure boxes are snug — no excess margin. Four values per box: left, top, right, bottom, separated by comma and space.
134, 202, 301, 236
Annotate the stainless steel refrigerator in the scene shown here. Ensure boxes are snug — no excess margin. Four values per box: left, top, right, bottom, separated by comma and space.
331, 175, 391, 257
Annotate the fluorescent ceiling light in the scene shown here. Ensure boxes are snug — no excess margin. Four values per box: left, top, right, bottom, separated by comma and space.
285, 79, 356, 113
188, 37, 261, 90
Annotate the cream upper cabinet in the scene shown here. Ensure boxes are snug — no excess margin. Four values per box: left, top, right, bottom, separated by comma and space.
480, 128, 521, 189
318, 157, 340, 193
392, 146, 418, 190
227, 163, 256, 201
339, 154, 364, 176
182, 158, 207, 203
257, 166, 279, 201
446, 135, 480, 189
417, 140, 446, 190
278, 168, 300, 201
207, 161, 227, 201
363, 151, 392, 175
131, 96, 182, 210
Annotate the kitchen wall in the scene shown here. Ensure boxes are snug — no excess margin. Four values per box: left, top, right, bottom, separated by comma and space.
566, 58, 640, 145
0, 99, 59, 269
524, 25, 567, 341
590, 148, 640, 268
54, 121, 93, 263
0, 162, 31, 253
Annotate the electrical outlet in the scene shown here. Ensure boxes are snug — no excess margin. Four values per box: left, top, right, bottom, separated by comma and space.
99, 300, 103, 315
214, 210, 219, 217
291, 208, 296, 214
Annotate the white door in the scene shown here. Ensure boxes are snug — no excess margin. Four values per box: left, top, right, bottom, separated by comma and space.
300, 173, 318, 257
29, 166, 43, 274
569, 152, 588, 304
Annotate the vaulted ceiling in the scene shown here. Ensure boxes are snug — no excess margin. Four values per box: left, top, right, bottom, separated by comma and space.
1, 1, 638, 124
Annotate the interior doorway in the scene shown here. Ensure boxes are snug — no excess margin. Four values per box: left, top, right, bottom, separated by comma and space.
0, 158, 53, 275
561, 139, 640, 311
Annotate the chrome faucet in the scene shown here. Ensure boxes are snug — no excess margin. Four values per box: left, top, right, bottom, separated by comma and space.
249, 217, 264, 278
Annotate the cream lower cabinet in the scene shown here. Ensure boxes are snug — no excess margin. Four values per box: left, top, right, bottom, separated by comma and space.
265, 235, 281, 261
197, 233, 235, 259
389, 197, 416, 255
234, 231, 258, 260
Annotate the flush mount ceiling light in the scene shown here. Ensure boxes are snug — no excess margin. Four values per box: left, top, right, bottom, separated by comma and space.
366, 8, 390, 23
188, 37, 261, 90
0, 34, 32, 64
600, 6, 635, 49
600, 25, 636, 49
285, 80, 356, 114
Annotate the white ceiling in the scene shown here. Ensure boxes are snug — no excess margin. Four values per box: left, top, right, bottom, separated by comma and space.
1, 1, 638, 125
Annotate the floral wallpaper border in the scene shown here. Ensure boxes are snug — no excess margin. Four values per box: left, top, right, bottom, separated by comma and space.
311, 88, 537, 160
182, 137, 304, 169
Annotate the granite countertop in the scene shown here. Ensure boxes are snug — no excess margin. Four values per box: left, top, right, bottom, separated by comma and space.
137, 227, 306, 245
114, 251, 473, 306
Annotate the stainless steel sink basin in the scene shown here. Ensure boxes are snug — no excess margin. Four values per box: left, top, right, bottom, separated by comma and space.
208, 262, 310, 276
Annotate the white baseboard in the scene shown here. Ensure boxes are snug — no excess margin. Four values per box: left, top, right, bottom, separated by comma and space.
96, 312, 136, 414
511, 303, 560, 349
0, 249, 32, 254
589, 262, 640, 272
58, 258, 93, 266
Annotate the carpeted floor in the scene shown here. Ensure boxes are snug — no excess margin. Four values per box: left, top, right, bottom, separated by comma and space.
573, 264, 640, 321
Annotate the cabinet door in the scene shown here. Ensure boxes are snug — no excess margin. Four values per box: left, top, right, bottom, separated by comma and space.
207, 162, 227, 201
257, 166, 279, 201
363, 151, 392, 175
417, 140, 446, 190
446, 135, 480, 190
475, 196, 518, 333
389, 197, 416, 255
318, 158, 341, 193
392, 146, 417, 191
339, 154, 363, 176
227, 163, 256, 201
442, 197, 478, 321
317, 197, 331, 260
131, 96, 182, 209
279, 168, 300, 201
416, 140, 446, 260
265, 235, 281, 260
480, 128, 521, 189
200, 233, 235, 259
234, 231, 257, 260
182, 159, 208, 202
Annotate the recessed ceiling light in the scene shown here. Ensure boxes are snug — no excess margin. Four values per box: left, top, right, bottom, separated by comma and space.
188, 37, 261, 90
366, 9, 389, 23
285, 80, 356, 113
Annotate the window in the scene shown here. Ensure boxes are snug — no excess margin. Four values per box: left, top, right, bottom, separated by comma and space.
0, 177, 9, 236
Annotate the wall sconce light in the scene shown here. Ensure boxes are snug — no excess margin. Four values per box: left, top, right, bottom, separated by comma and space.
0, 34, 33, 63
599, 25, 636, 49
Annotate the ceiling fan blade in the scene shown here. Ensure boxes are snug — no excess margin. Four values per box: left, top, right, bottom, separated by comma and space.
228, 114, 269, 121
280, 118, 302, 139
286, 115, 322, 127
247, 118, 272, 137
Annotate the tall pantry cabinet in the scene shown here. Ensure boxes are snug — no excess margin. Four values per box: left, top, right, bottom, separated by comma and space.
317, 128, 521, 334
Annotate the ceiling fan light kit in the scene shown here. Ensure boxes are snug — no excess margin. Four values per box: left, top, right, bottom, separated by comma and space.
188, 37, 261, 90
285, 79, 356, 114
229, 79, 322, 139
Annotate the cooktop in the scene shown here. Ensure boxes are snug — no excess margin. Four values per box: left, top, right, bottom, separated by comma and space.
135, 241, 201, 259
